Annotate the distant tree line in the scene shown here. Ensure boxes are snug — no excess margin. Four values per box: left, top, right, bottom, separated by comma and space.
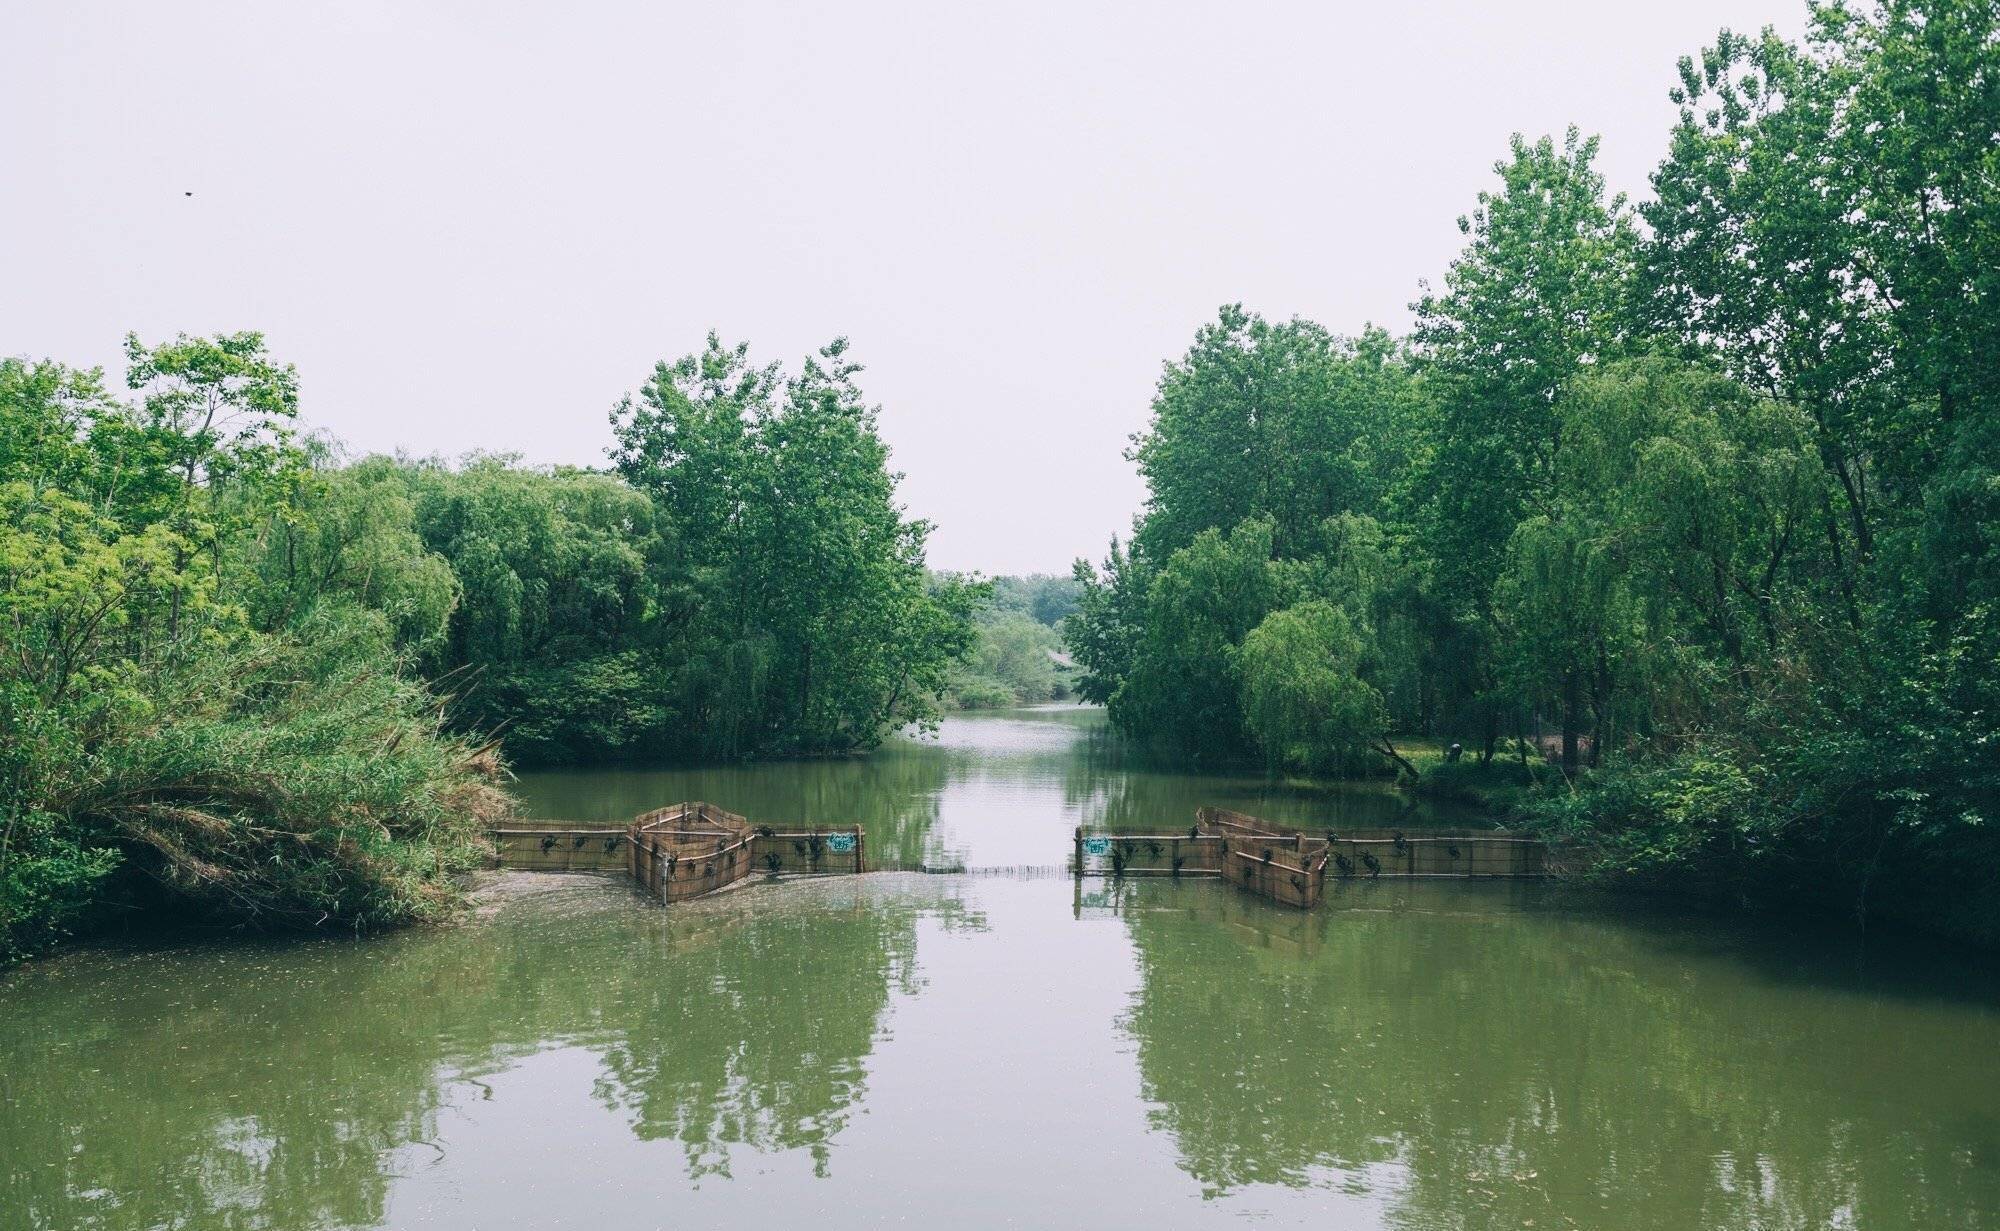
941, 574, 1079, 709
0, 332, 977, 959
1065, 0, 2000, 939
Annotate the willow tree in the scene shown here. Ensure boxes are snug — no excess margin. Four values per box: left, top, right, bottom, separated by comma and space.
1239, 601, 1403, 778
1411, 127, 1638, 761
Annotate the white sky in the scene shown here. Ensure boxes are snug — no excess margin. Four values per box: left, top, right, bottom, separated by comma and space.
3, 1, 1802, 574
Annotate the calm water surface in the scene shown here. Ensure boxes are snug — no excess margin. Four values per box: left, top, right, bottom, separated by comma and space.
4, 706, 1997, 1229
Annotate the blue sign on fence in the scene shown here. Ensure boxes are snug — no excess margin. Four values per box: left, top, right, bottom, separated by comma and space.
1082, 837, 1111, 856
827, 832, 856, 854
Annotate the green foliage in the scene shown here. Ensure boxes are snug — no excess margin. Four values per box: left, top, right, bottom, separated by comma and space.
1238, 602, 1384, 776
1132, 308, 1423, 564
985, 573, 1082, 627
1529, 750, 1774, 881
1547, 0, 2000, 938
0, 341, 504, 962
1065, 538, 1145, 707
1110, 518, 1284, 762
244, 453, 461, 653
947, 609, 1068, 709
608, 333, 977, 758
0, 811, 120, 964
944, 574, 1084, 708
1070, 0, 2000, 941
1411, 128, 1637, 612
402, 457, 665, 764
1067, 309, 1429, 760
73, 607, 506, 931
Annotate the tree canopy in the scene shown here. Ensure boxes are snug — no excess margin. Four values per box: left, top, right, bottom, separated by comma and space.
1066, 0, 2000, 941
0, 331, 979, 960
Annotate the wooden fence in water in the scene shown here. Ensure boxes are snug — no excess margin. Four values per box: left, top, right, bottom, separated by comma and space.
493, 800, 1538, 915
1072, 807, 1546, 910
488, 820, 633, 873
489, 801, 864, 906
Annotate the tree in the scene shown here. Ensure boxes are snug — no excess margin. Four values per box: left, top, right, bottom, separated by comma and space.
947, 609, 1066, 708
1131, 307, 1420, 565
1110, 519, 1284, 762
1238, 601, 1393, 777
610, 335, 976, 758
0, 342, 500, 961
242, 452, 459, 653
1411, 127, 1638, 761
1065, 538, 1144, 707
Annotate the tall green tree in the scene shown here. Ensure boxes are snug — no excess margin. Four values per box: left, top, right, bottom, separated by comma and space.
611, 335, 976, 758
1110, 518, 1284, 763
1410, 127, 1638, 767
1238, 601, 1392, 777
1131, 308, 1420, 565
1070, 308, 1430, 758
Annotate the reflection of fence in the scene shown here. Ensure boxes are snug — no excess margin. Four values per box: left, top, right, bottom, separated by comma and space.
488, 801, 863, 906
1073, 807, 1547, 910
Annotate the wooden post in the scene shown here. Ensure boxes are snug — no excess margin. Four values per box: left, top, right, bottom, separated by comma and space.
855, 826, 866, 874
1074, 827, 1084, 877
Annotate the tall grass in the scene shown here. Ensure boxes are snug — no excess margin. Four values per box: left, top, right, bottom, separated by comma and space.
2, 607, 510, 960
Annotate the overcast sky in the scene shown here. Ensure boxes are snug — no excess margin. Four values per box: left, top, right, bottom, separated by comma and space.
4, 1, 1802, 574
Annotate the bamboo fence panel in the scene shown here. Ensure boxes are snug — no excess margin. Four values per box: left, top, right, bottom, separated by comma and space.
749, 829, 866, 875
614, 804, 868, 905
627, 802, 758, 903
1072, 831, 1228, 878
1072, 808, 1549, 910
488, 823, 629, 872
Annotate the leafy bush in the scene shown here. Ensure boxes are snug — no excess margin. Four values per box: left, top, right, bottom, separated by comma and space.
946, 610, 1068, 709
0, 340, 507, 962
947, 675, 1019, 710
1521, 752, 1775, 886
1, 606, 508, 962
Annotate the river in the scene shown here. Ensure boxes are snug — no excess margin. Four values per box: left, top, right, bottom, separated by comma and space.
2, 706, 1996, 1229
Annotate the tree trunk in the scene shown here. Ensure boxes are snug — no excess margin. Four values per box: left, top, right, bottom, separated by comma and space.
1560, 670, 1581, 780
1373, 737, 1419, 781
1589, 648, 1610, 769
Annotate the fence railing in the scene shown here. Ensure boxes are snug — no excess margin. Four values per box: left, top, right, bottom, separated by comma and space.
487, 802, 864, 906
1072, 808, 1548, 909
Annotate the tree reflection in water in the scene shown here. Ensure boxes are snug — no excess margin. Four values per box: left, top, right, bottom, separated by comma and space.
0, 876, 981, 1229
1112, 878, 2000, 1228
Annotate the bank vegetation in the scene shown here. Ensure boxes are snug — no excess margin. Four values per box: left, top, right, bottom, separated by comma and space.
0, 334, 978, 960
1064, 1, 2000, 941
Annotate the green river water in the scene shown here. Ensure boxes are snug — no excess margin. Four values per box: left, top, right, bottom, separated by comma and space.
3, 706, 1996, 1229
